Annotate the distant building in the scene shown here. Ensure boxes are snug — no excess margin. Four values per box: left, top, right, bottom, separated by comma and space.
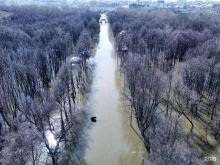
158, 0, 164, 3
111, 2, 120, 7
34, 0, 59, 6
129, 3, 145, 9
177, 0, 186, 4
213, 3, 220, 8
90, 0, 97, 6
157, 0, 165, 8
120, 1, 129, 6
3, 0, 27, 6
205, 0, 210, 3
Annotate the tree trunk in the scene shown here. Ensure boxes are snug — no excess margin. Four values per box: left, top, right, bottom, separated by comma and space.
211, 90, 219, 120
31, 145, 36, 165
183, 113, 194, 137
144, 137, 151, 153
52, 156, 58, 165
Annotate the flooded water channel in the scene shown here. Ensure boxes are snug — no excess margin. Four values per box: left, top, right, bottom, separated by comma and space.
84, 15, 146, 165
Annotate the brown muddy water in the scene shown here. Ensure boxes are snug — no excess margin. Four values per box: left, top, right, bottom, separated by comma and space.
84, 15, 146, 165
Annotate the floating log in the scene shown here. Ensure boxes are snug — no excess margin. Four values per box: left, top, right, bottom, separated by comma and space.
91, 117, 97, 122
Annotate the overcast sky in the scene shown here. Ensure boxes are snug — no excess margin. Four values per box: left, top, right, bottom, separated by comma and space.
100, 0, 218, 1
67, 0, 219, 2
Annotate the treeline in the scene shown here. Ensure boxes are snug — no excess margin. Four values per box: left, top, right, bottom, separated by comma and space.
108, 9, 220, 164
0, 6, 100, 165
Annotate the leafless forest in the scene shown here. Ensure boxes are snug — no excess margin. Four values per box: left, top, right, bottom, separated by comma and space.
0, 5, 220, 165
108, 9, 220, 165
0, 6, 100, 165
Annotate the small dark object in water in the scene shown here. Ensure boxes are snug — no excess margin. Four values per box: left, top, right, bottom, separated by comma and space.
91, 117, 97, 122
